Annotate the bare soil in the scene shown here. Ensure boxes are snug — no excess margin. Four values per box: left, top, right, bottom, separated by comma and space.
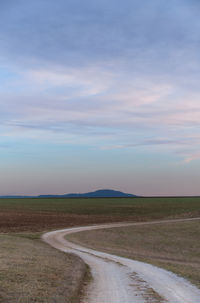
0, 210, 132, 232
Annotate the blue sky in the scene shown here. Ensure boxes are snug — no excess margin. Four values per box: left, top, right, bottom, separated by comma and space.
0, 0, 200, 195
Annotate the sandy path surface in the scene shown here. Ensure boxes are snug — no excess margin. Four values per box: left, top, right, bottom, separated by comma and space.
42, 217, 200, 303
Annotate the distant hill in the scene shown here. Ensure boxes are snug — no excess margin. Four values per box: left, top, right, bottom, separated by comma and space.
38, 189, 137, 198
0, 189, 137, 199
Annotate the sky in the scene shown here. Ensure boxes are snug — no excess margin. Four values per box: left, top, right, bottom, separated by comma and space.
0, 0, 200, 196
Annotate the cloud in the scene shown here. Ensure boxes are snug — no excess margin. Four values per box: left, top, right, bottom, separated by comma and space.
0, 0, 200, 163
26, 67, 113, 97
184, 153, 200, 163
1, 64, 200, 153
0, 0, 200, 71
104, 137, 196, 149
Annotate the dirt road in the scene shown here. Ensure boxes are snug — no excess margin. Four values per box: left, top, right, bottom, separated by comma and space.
42, 217, 200, 303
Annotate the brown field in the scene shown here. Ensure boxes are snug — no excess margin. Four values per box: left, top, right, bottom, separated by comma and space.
0, 197, 200, 233
0, 209, 118, 233
0, 234, 87, 303
67, 220, 200, 288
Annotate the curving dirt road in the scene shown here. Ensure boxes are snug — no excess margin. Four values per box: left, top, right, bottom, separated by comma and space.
42, 217, 200, 303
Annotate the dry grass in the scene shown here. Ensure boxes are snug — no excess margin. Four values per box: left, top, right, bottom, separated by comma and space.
67, 220, 200, 288
0, 235, 87, 303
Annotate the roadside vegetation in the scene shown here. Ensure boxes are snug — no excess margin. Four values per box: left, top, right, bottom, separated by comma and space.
67, 219, 200, 288
0, 196, 199, 232
0, 234, 87, 303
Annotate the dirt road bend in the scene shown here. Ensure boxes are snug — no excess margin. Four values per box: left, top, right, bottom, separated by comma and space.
42, 217, 200, 303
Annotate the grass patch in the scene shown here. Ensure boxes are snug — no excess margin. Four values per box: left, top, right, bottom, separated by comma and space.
0, 196, 200, 216
67, 220, 200, 288
10, 232, 42, 240
0, 234, 87, 303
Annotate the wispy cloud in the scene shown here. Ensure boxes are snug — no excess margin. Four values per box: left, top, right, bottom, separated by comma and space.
1, 61, 200, 163
184, 153, 200, 163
